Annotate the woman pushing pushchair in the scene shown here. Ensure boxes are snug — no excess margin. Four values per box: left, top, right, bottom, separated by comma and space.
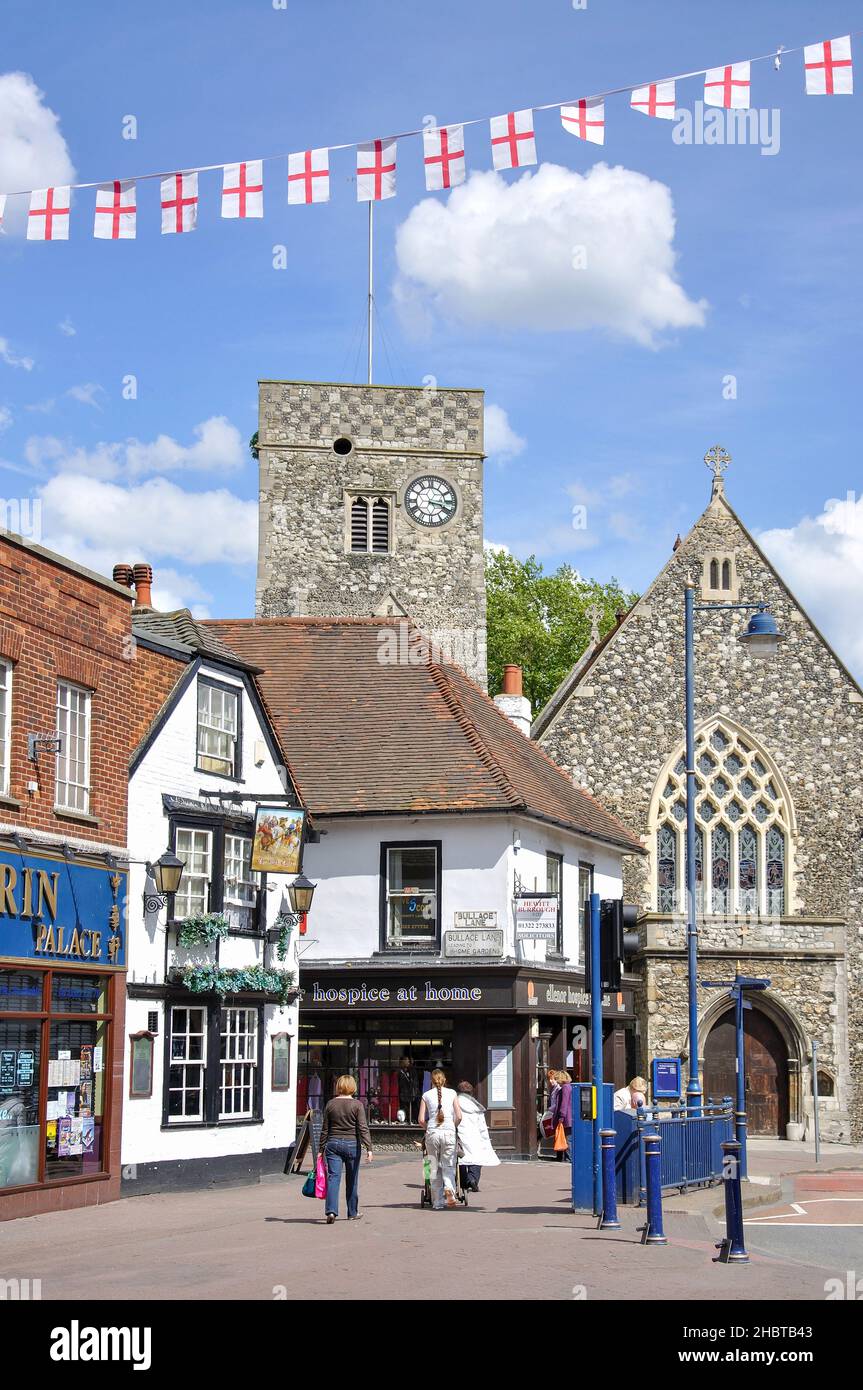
417, 1068, 463, 1209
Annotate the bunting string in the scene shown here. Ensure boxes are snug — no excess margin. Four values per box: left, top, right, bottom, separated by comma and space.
0, 30, 857, 241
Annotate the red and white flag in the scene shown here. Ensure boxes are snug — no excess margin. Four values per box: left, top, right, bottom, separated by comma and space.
161, 172, 198, 234
27, 187, 71, 240
560, 98, 605, 144
804, 36, 853, 94
630, 81, 677, 119
490, 110, 536, 169
357, 139, 397, 202
222, 161, 263, 218
704, 62, 751, 108
93, 180, 137, 239
288, 149, 330, 204
423, 124, 466, 191
0, 195, 6, 231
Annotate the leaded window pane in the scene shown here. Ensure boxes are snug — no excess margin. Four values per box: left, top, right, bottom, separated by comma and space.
711, 825, 730, 914
739, 825, 758, 912
766, 827, 785, 915
657, 824, 677, 913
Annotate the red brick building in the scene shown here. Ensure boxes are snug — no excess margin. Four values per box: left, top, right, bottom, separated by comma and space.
0, 532, 134, 1220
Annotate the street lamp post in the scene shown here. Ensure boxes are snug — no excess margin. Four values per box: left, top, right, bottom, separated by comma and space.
682, 582, 784, 1116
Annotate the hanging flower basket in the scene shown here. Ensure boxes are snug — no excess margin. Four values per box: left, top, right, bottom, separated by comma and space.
176, 913, 231, 948
176, 963, 298, 1006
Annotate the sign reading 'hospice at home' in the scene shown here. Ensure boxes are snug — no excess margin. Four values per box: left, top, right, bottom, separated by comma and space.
310, 980, 483, 1006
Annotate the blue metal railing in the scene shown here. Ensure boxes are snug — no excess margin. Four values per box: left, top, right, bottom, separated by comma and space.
614, 1097, 734, 1205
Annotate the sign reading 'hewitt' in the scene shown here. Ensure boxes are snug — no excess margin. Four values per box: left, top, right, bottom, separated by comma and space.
0, 851, 127, 967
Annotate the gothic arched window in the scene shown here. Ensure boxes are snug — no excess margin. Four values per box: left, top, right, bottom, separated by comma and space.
652, 720, 791, 917
348, 493, 392, 554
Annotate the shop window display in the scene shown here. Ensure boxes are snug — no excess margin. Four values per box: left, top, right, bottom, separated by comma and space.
296, 1019, 453, 1125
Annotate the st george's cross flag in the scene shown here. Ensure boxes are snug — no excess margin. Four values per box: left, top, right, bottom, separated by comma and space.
221, 161, 263, 218
28, 187, 71, 240
560, 98, 605, 144
490, 110, 537, 169
804, 36, 853, 94
161, 172, 198, 233
357, 139, 397, 201
704, 62, 751, 108
93, 181, 137, 239
423, 125, 466, 191
288, 149, 330, 204
630, 80, 677, 118
0, 195, 6, 232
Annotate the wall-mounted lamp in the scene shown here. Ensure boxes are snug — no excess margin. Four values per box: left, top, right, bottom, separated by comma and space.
288, 872, 316, 916
144, 848, 185, 911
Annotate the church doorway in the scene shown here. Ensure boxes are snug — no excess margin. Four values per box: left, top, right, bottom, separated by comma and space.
703, 1006, 790, 1137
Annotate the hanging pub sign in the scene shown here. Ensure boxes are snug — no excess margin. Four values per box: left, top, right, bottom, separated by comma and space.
250, 806, 307, 874
515, 893, 558, 941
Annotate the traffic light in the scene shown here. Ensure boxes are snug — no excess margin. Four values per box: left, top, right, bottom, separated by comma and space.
584, 898, 635, 992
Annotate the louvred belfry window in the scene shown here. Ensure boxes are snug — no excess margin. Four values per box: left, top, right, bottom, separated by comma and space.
348, 494, 392, 554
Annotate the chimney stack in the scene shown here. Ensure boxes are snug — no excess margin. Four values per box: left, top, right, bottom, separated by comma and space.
132, 562, 154, 609
112, 563, 134, 589
494, 663, 532, 737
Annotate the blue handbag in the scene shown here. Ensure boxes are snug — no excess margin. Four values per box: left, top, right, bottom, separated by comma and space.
302, 1169, 317, 1198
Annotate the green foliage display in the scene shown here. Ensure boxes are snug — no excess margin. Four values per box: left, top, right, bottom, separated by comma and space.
180, 964, 298, 1006
485, 550, 639, 714
177, 913, 231, 948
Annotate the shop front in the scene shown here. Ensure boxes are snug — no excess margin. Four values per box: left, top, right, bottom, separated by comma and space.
0, 846, 127, 1219
298, 965, 636, 1159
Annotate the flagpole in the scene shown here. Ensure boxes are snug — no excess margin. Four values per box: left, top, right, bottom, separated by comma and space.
367, 200, 374, 385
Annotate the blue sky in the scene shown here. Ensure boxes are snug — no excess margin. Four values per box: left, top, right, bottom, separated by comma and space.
1, 1, 861, 667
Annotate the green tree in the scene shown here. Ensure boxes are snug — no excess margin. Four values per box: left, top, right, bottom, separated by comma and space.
485, 550, 638, 713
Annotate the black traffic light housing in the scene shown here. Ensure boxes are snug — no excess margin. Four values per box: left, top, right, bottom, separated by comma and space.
584, 899, 637, 992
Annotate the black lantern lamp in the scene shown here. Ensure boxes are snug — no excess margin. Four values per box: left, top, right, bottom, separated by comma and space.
288, 872, 316, 915
144, 848, 185, 912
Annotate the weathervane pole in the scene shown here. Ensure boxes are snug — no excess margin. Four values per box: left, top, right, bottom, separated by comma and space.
367, 201, 374, 385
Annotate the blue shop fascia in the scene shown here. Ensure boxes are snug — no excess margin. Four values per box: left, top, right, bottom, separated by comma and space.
0, 836, 128, 1211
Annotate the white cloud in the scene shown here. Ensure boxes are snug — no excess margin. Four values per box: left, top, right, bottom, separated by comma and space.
66, 383, 104, 409
484, 404, 525, 461
58, 318, 76, 337
23, 415, 246, 480
148, 568, 213, 618
758, 492, 863, 678
0, 72, 75, 234
0, 406, 12, 432
483, 539, 511, 556
38, 473, 258, 570
395, 164, 706, 346
0, 337, 34, 371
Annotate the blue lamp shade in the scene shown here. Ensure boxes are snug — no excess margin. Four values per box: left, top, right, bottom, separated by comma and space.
738, 609, 784, 659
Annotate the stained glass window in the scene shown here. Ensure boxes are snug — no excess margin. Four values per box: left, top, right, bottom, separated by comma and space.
711, 825, 731, 913
657, 824, 677, 913
739, 825, 758, 912
766, 827, 785, 915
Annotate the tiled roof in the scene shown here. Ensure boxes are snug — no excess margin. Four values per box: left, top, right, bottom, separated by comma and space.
132, 609, 258, 670
205, 617, 644, 853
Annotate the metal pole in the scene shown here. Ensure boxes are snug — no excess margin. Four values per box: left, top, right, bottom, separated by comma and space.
812, 1040, 821, 1163
734, 981, 748, 1179
714, 1140, 748, 1263
641, 1133, 667, 1245
684, 582, 702, 1115
590, 891, 603, 1218
367, 200, 374, 385
599, 1130, 620, 1229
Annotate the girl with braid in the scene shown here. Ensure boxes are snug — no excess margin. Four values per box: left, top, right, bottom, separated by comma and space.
417, 1068, 462, 1210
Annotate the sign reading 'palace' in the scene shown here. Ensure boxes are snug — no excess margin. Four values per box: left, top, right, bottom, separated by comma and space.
0, 851, 127, 968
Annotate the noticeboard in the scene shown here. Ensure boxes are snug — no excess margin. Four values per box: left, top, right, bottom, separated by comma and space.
651, 1057, 682, 1100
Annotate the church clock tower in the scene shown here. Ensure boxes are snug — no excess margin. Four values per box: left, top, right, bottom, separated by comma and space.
255, 380, 487, 686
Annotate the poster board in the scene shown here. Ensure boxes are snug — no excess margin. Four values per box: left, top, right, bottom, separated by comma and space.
250, 806, 307, 874
287, 1108, 324, 1174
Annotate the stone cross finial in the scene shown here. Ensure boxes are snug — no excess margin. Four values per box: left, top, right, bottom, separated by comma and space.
704, 445, 732, 497
587, 602, 602, 646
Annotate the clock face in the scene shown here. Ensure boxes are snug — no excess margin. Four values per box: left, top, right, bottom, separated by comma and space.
404, 475, 458, 528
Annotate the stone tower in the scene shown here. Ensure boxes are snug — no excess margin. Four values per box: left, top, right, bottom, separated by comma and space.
256, 380, 487, 686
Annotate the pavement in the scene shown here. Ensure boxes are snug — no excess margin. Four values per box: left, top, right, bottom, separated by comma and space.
2, 1142, 862, 1301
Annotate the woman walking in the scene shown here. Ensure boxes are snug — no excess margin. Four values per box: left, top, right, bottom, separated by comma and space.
551, 1068, 573, 1162
455, 1081, 500, 1193
417, 1068, 462, 1210
319, 1075, 373, 1224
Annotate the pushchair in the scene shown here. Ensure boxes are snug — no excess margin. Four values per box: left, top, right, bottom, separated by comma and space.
418, 1132, 468, 1208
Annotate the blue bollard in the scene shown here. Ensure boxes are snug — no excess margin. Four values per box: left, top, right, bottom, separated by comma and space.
640, 1132, 667, 1245
714, 1140, 749, 1263
598, 1129, 620, 1230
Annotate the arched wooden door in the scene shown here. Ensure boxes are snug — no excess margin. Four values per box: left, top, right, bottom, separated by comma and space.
703, 1007, 789, 1137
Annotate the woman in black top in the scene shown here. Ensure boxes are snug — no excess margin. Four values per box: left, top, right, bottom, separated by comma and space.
318, 1075, 373, 1224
